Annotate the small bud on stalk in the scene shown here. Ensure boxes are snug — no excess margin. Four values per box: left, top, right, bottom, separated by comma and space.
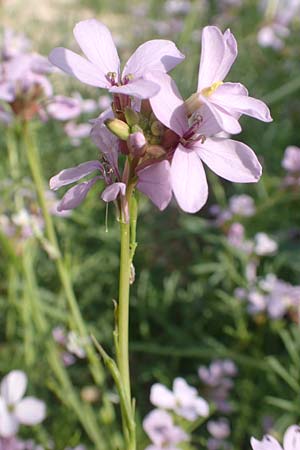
105, 118, 130, 141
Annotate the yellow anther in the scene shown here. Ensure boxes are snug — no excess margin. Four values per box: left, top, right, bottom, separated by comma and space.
201, 81, 223, 97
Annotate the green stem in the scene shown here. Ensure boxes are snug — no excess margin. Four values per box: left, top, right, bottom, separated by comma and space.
22, 120, 104, 385
118, 220, 131, 402
116, 185, 137, 450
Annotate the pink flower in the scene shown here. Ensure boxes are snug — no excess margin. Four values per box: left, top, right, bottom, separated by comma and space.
207, 418, 230, 439
147, 72, 262, 213
143, 409, 189, 449
47, 95, 81, 121
0, 370, 46, 437
49, 19, 184, 99
150, 377, 209, 421
282, 146, 300, 173
185, 26, 272, 134
251, 425, 300, 450
51, 115, 172, 212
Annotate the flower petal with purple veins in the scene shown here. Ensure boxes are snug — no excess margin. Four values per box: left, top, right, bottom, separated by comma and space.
101, 182, 126, 202
48, 47, 110, 88
109, 78, 160, 99
171, 144, 208, 213
145, 72, 188, 137
137, 161, 172, 211
198, 26, 237, 90
195, 138, 262, 183
57, 177, 100, 211
123, 39, 185, 79
200, 97, 242, 134
50, 161, 102, 191
73, 19, 120, 75
210, 83, 272, 123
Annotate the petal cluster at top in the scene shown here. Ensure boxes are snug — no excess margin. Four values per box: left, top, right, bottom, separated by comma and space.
49, 19, 185, 99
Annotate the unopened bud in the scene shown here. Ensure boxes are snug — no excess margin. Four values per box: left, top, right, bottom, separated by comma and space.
124, 107, 139, 126
151, 120, 164, 136
127, 132, 147, 157
105, 118, 130, 140
149, 135, 161, 145
81, 385, 100, 403
146, 145, 166, 158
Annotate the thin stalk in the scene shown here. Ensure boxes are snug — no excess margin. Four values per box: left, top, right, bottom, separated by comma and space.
117, 220, 131, 403
21, 121, 104, 385
23, 243, 47, 333
115, 185, 137, 450
21, 243, 107, 449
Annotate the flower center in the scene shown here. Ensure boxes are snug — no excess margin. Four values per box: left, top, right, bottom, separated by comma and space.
185, 81, 223, 116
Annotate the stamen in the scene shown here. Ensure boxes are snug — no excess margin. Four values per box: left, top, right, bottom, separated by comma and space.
107, 71, 117, 85
201, 81, 223, 97
122, 74, 134, 85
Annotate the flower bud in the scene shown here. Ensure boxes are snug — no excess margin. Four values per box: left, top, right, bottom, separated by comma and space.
124, 107, 140, 126
146, 145, 166, 158
81, 385, 100, 403
151, 120, 164, 136
127, 131, 147, 157
105, 118, 130, 140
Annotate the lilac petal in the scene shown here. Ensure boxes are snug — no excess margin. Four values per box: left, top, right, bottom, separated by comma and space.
5, 54, 32, 80
201, 96, 242, 134
194, 397, 209, 417
47, 95, 81, 121
150, 383, 176, 409
211, 83, 272, 122
1, 370, 27, 405
101, 182, 126, 202
143, 409, 174, 447
195, 103, 222, 136
283, 425, 300, 450
137, 161, 172, 211
73, 19, 120, 75
57, 177, 100, 211
14, 397, 46, 425
123, 39, 185, 79
145, 72, 188, 136
195, 138, 262, 183
198, 26, 237, 90
109, 78, 160, 99
173, 377, 197, 401
48, 48, 110, 88
171, 144, 208, 213
91, 110, 120, 169
50, 161, 102, 191
250, 436, 282, 450
0, 398, 18, 437
0, 82, 14, 102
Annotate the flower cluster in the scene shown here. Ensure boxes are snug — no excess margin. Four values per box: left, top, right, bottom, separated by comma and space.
282, 146, 300, 188
236, 273, 300, 320
251, 424, 300, 450
0, 28, 103, 134
198, 359, 237, 414
0, 370, 46, 439
257, 0, 300, 50
52, 326, 88, 366
48, 19, 272, 216
143, 377, 209, 449
0, 183, 68, 254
